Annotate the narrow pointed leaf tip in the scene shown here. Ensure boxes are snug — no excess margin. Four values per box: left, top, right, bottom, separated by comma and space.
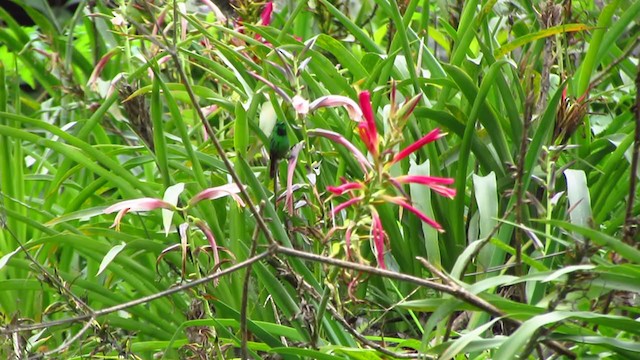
292, 95, 310, 116
189, 183, 245, 207
392, 128, 445, 164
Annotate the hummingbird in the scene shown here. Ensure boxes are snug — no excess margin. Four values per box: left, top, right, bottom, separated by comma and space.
269, 121, 290, 179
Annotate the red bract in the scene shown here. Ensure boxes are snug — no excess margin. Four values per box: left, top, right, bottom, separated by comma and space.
357, 91, 379, 156
260, 1, 274, 26
394, 175, 456, 199
383, 195, 444, 232
392, 128, 445, 164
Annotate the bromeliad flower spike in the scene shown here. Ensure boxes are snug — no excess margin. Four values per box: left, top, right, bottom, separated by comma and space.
303, 88, 456, 269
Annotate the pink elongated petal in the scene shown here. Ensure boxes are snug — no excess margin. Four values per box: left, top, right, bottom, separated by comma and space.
190, 184, 245, 207
371, 210, 386, 269
110, 209, 129, 231
331, 197, 363, 217
309, 95, 363, 122
194, 221, 220, 286
384, 196, 443, 232
394, 175, 456, 199
358, 91, 378, 155
395, 175, 454, 185
308, 129, 372, 172
292, 95, 310, 116
260, 1, 274, 26
345, 224, 354, 260
286, 142, 304, 214
104, 198, 173, 214
327, 181, 363, 195
249, 72, 292, 104
392, 128, 445, 164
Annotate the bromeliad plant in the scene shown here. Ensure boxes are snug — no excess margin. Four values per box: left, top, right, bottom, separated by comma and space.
301, 85, 456, 269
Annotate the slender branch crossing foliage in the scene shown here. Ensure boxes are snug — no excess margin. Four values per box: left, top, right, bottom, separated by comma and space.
0, 0, 639, 359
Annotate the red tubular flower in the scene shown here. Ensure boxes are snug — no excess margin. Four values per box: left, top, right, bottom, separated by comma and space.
392, 128, 445, 164
371, 210, 386, 269
394, 175, 456, 199
327, 182, 363, 196
383, 195, 444, 232
358, 91, 379, 156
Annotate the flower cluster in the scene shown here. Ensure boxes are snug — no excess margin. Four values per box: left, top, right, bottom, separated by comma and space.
103, 183, 244, 279
296, 87, 455, 269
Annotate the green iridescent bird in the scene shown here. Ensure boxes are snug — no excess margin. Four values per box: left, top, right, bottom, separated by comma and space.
269, 121, 290, 179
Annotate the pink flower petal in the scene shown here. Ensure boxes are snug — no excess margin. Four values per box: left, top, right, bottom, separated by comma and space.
392, 128, 445, 164
292, 95, 310, 116
384, 196, 443, 232
104, 198, 173, 214
195, 221, 219, 268
309, 95, 363, 122
190, 184, 245, 207
308, 128, 372, 172
286, 143, 304, 213
110, 209, 129, 231
327, 182, 363, 195
371, 210, 387, 269
104, 198, 174, 231
345, 224, 354, 260
394, 175, 456, 198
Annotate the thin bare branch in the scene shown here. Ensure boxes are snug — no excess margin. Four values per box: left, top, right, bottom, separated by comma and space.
1, 250, 273, 335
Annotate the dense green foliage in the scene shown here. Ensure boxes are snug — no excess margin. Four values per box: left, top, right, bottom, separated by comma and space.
0, 0, 639, 358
